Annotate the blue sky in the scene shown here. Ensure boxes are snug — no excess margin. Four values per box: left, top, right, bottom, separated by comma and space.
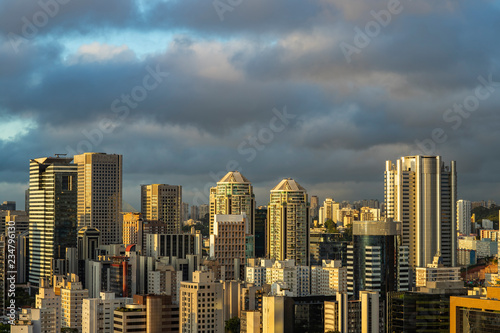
1, 0, 500, 209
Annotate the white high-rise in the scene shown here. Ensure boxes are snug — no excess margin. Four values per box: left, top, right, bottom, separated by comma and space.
385, 155, 457, 268
457, 199, 472, 235
74, 153, 122, 245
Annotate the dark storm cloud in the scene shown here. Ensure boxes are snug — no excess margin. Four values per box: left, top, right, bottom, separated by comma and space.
1, 0, 500, 207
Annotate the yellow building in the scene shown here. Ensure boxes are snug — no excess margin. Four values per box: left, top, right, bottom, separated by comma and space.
122, 212, 141, 245
450, 287, 500, 332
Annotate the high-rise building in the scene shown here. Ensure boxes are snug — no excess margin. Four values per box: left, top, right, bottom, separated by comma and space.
179, 270, 224, 333
122, 212, 141, 245
59, 274, 89, 332
28, 156, 78, 286
182, 202, 189, 223
320, 198, 340, 225
347, 220, 409, 299
35, 277, 62, 333
310, 195, 319, 223
267, 178, 309, 266
190, 205, 199, 221
210, 214, 247, 281
310, 260, 347, 296
141, 184, 182, 234
199, 204, 209, 220
457, 199, 472, 235
209, 171, 255, 237
385, 155, 457, 268
255, 207, 267, 258
74, 152, 122, 245
0, 201, 16, 211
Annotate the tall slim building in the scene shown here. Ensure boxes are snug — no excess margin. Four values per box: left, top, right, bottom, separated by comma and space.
209, 171, 255, 236
141, 184, 182, 234
29, 156, 78, 286
456, 199, 472, 235
385, 155, 457, 268
310, 195, 319, 223
267, 178, 309, 266
74, 153, 122, 245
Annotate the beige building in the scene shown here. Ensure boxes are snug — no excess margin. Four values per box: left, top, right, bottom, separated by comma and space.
179, 270, 224, 333
83, 292, 133, 333
267, 178, 309, 266
122, 212, 141, 245
210, 214, 247, 281
59, 274, 89, 332
311, 260, 347, 295
262, 295, 285, 333
319, 198, 340, 225
141, 184, 182, 234
113, 304, 147, 333
415, 254, 461, 288
209, 171, 255, 237
385, 155, 457, 268
35, 277, 61, 333
75, 152, 122, 245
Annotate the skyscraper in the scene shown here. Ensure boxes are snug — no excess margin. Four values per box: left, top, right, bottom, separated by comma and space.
267, 178, 309, 266
385, 155, 457, 268
28, 156, 77, 286
456, 199, 472, 235
74, 153, 122, 245
141, 184, 182, 234
209, 171, 255, 233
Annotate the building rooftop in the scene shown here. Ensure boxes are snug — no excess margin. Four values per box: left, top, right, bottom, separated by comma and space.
218, 171, 251, 184
271, 178, 306, 192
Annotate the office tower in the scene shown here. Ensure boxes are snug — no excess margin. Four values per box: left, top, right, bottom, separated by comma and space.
310, 260, 347, 295
385, 155, 457, 268
450, 287, 500, 332
255, 207, 267, 258
74, 152, 122, 245
60, 274, 89, 332
457, 199, 472, 235
347, 220, 409, 299
210, 214, 247, 281
83, 292, 133, 333
179, 270, 224, 333
145, 232, 202, 261
36, 277, 62, 333
209, 171, 256, 236
77, 227, 101, 261
267, 178, 309, 266
141, 184, 182, 233
122, 212, 141, 245
17, 230, 29, 283
310, 195, 319, 223
28, 156, 78, 286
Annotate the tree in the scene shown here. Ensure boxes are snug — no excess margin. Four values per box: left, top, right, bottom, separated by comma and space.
342, 223, 353, 241
0, 324, 10, 333
324, 219, 337, 233
225, 316, 240, 333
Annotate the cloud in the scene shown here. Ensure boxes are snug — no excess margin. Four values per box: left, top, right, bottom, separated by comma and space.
0, 0, 500, 209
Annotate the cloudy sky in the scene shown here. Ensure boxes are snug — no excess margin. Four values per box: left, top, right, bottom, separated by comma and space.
1, 0, 499, 209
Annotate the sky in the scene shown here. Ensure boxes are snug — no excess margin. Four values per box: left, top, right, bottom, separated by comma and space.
1, 0, 500, 210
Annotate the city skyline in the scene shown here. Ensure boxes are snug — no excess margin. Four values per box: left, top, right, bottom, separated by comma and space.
1, 1, 500, 210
